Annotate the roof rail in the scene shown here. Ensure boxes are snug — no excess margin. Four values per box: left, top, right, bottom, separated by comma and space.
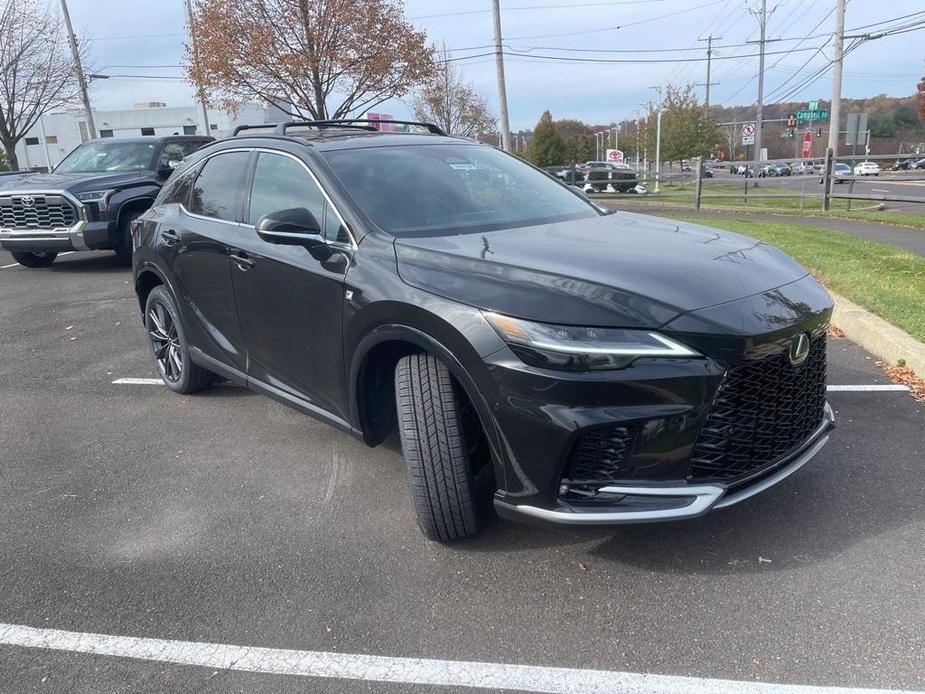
274, 120, 378, 134
274, 119, 446, 136
232, 123, 279, 136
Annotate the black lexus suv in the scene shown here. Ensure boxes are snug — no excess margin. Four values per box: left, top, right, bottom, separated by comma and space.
132, 120, 835, 542
0, 135, 211, 267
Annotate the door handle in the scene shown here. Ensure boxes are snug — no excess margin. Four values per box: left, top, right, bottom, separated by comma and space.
230, 251, 255, 271
161, 229, 179, 247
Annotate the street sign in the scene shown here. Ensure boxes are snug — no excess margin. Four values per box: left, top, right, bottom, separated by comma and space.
796, 109, 828, 121
741, 122, 756, 146
801, 131, 812, 158
809, 100, 818, 111
606, 148, 624, 164
845, 112, 868, 146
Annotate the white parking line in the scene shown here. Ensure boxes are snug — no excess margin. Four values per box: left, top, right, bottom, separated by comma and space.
827, 385, 910, 392
111, 379, 912, 393
0, 622, 917, 694
1, 251, 76, 269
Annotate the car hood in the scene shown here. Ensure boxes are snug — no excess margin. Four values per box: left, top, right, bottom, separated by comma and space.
394, 211, 810, 329
0, 171, 151, 195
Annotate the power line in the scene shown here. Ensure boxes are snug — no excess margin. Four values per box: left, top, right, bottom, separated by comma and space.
411, 0, 670, 20
503, 0, 727, 40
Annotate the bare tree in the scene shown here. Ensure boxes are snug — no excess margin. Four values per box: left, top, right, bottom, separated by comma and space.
412, 48, 495, 137
186, 0, 436, 120
0, 0, 83, 170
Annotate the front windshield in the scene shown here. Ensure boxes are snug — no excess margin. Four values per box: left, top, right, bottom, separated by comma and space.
322, 143, 599, 237
54, 141, 157, 174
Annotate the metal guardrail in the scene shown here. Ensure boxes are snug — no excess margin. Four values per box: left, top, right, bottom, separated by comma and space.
586, 151, 923, 212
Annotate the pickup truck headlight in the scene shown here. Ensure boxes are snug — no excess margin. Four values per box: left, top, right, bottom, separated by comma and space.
76, 190, 113, 211
483, 311, 699, 371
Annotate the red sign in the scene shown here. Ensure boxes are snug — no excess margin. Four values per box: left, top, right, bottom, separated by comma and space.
801, 131, 812, 158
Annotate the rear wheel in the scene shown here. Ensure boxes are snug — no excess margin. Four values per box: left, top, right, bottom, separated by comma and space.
395, 353, 479, 542
144, 285, 214, 394
11, 251, 57, 268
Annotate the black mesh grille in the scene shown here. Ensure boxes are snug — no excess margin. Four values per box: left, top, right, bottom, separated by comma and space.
564, 424, 638, 484
688, 334, 827, 482
0, 194, 77, 230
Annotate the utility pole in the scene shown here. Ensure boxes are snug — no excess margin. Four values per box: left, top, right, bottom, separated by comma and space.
827, 0, 846, 157
747, 1, 776, 163
59, 0, 96, 140
651, 86, 663, 193
185, 0, 212, 136
697, 35, 722, 110
491, 0, 512, 152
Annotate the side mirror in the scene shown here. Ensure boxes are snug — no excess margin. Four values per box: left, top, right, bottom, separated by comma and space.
256, 208, 325, 249
157, 160, 181, 177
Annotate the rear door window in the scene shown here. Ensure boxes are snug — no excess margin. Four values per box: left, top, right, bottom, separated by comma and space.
189, 152, 250, 222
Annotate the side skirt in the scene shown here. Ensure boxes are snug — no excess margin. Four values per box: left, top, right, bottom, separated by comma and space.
189, 346, 364, 441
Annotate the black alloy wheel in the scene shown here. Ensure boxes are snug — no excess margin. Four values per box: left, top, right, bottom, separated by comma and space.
144, 285, 214, 393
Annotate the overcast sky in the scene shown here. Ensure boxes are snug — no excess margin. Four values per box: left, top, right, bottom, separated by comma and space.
75, 0, 923, 130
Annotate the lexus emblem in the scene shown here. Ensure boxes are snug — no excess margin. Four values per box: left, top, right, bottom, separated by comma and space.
20, 195, 35, 207
788, 333, 811, 366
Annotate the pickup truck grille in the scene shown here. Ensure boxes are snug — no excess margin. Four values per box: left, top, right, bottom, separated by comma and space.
0, 194, 78, 231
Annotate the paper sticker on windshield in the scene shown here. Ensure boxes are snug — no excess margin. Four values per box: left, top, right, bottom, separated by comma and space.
449, 163, 477, 170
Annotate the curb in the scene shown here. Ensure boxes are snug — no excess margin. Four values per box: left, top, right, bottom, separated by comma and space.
830, 290, 925, 378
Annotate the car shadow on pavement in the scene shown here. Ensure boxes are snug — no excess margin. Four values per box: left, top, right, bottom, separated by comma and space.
461, 453, 923, 576
42, 254, 130, 273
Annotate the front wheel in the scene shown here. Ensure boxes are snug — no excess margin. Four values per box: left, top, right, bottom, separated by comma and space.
144, 285, 215, 394
395, 353, 479, 542
115, 210, 143, 266
11, 251, 57, 268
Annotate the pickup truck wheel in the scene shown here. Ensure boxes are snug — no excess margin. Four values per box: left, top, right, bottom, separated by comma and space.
145, 285, 214, 394
11, 251, 57, 268
114, 211, 142, 266
395, 353, 479, 542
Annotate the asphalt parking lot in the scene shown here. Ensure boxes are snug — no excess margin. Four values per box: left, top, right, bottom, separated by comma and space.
1, 249, 923, 693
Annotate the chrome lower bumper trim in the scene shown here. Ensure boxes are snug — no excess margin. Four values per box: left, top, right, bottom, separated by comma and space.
495, 402, 835, 526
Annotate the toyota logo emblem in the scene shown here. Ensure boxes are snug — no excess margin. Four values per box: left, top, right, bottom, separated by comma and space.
20, 195, 35, 207
788, 333, 811, 367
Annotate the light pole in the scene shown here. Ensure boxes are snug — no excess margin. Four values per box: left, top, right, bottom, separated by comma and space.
651, 86, 663, 193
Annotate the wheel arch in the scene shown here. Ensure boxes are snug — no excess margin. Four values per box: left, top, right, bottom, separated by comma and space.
350, 324, 506, 488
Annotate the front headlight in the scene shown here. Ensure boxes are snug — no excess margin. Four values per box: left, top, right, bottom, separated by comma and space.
76, 190, 113, 210
483, 311, 700, 371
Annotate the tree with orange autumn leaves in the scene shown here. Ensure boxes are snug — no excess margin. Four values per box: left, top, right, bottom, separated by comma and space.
185, 0, 436, 120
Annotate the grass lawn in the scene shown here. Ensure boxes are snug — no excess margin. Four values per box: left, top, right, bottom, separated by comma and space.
668, 215, 925, 344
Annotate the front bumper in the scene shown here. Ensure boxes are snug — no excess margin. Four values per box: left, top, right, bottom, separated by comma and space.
494, 402, 835, 525
0, 189, 102, 252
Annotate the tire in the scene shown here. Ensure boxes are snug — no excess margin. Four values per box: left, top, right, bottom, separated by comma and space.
115, 210, 143, 266
144, 285, 214, 394
11, 251, 57, 268
395, 353, 479, 542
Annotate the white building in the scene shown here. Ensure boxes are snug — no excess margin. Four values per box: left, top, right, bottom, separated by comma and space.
15, 102, 274, 172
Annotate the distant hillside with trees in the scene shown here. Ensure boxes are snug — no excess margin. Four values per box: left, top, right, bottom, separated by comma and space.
493, 88, 925, 167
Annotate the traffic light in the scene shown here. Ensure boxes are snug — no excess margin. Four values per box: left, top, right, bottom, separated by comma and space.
788, 129, 794, 139
787, 113, 797, 129
816, 127, 822, 138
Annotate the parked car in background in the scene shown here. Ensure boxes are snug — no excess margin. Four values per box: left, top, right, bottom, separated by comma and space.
700, 165, 714, 178
0, 136, 212, 267
853, 161, 880, 176
772, 163, 792, 176
758, 164, 778, 178
891, 159, 915, 171
132, 118, 835, 541
911, 158, 925, 170
791, 162, 812, 175
820, 162, 852, 184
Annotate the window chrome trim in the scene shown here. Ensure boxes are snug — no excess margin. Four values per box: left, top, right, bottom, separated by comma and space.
178, 146, 357, 250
